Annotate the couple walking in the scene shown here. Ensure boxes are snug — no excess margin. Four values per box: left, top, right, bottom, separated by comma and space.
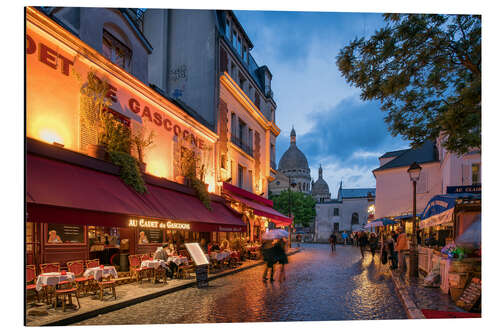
262, 238, 288, 282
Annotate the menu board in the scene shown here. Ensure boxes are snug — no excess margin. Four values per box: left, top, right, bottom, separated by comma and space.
456, 278, 481, 311
185, 243, 209, 265
47, 224, 84, 244
138, 229, 163, 244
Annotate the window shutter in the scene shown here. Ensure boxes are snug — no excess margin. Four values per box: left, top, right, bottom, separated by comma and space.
462, 164, 472, 185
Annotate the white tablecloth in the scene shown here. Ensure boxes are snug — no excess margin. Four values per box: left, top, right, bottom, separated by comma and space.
141, 259, 168, 269
167, 256, 189, 266
209, 252, 230, 261
83, 266, 118, 281
36, 272, 75, 291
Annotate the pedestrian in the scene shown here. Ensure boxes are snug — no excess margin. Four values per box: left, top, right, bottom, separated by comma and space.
274, 238, 288, 283
353, 232, 359, 247
296, 234, 302, 248
342, 231, 348, 245
369, 233, 378, 259
358, 231, 368, 258
261, 239, 276, 281
388, 231, 398, 269
329, 233, 336, 252
395, 228, 409, 274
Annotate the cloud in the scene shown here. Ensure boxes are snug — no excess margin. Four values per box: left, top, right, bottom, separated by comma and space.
233, 10, 408, 189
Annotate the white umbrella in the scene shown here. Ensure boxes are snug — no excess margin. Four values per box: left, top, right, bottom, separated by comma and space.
262, 229, 289, 240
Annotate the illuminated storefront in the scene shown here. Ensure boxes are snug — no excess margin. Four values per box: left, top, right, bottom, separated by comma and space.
25, 7, 245, 267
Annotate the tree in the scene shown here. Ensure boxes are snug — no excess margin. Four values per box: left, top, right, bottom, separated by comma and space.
337, 14, 480, 155
270, 190, 316, 227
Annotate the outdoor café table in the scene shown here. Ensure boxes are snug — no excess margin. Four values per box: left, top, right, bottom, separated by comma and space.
141, 259, 168, 269
166, 256, 189, 266
36, 272, 75, 292
83, 266, 118, 282
209, 251, 230, 262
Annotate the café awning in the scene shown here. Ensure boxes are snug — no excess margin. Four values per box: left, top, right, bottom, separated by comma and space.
26, 154, 246, 232
419, 193, 481, 229
222, 182, 292, 226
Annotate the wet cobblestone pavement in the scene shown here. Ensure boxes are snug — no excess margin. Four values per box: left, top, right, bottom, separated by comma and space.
75, 244, 407, 325
402, 277, 464, 312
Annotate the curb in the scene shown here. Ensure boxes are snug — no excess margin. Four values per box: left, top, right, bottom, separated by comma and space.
390, 271, 425, 319
41, 248, 302, 326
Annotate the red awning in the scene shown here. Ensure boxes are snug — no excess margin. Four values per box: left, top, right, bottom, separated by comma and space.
26, 154, 245, 232
225, 193, 292, 226
223, 182, 274, 207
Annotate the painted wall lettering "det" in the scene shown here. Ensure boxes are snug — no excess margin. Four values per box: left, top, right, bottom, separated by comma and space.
26, 34, 74, 76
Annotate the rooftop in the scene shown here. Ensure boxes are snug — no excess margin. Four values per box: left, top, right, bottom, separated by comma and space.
339, 188, 376, 199
373, 141, 439, 172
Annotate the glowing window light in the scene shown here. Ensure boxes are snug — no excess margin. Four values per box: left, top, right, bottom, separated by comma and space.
39, 129, 63, 145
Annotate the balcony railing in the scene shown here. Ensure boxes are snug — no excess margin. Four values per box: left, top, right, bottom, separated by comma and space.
231, 135, 253, 157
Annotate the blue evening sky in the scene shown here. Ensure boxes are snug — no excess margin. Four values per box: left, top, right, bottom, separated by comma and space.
234, 10, 409, 193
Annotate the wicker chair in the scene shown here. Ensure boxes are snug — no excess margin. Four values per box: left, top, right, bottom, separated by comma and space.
54, 280, 80, 312
85, 259, 100, 269
67, 260, 92, 297
26, 265, 39, 303
128, 255, 148, 283
140, 254, 154, 280
39, 263, 61, 303
97, 274, 116, 301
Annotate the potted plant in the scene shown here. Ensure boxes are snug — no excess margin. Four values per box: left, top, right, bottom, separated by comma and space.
79, 71, 112, 159
131, 127, 155, 172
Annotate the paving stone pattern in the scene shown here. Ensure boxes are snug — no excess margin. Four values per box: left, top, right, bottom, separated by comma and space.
402, 277, 464, 313
75, 244, 407, 325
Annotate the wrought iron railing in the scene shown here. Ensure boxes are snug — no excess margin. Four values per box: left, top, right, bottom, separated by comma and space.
231, 135, 253, 157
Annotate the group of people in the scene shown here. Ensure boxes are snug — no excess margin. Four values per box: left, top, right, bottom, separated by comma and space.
380, 227, 410, 272
329, 231, 378, 258
261, 238, 288, 282
153, 243, 181, 278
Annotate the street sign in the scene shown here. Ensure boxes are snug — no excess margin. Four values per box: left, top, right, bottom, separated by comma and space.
446, 185, 481, 194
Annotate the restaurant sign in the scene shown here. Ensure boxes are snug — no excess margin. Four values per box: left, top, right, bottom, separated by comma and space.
218, 226, 244, 232
128, 218, 190, 230
446, 185, 481, 194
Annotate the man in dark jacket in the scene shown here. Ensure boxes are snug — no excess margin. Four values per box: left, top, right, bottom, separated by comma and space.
358, 232, 368, 258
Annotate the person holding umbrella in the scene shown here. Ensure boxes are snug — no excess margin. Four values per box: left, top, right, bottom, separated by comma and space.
261, 239, 275, 281
274, 238, 288, 282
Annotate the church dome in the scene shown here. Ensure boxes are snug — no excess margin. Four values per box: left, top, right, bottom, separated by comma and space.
312, 177, 329, 194
278, 127, 310, 171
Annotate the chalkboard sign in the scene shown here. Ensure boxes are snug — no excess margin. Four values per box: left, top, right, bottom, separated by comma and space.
195, 264, 209, 288
47, 224, 84, 244
138, 229, 163, 244
456, 278, 481, 311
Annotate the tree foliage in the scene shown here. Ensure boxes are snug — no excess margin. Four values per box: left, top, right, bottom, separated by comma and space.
270, 190, 316, 227
337, 14, 481, 155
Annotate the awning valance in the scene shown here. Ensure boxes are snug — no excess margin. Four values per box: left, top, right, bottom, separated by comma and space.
419, 193, 481, 229
26, 154, 246, 232
419, 208, 454, 229
222, 183, 292, 226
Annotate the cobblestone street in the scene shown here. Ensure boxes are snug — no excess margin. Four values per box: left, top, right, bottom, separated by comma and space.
75, 244, 406, 325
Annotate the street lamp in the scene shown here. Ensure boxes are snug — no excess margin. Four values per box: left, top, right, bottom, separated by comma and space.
407, 161, 422, 278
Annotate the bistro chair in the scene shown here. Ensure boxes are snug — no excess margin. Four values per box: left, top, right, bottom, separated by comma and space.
67, 260, 92, 297
96, 273, 117, 301
85, 259, 100, 269
26, 265, 39, 304
39, 262, 61, 303
54, 280, 80, 312
128, 255, 148, 283
140, 254, 154, 280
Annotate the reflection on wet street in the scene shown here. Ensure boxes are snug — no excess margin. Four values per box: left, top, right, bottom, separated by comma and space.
75, 243, 407, 325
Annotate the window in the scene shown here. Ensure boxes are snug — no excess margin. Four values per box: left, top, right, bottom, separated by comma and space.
334, 208, 339, 216
472, 163, 481, 185
237, 36, 242, 55
230, 112, 236, 137
248, 128, 253, 152
238, 119, 246, 144
254, 92, 260, 109
102, 30, 131, 71
351, 213, 359, 225
270, 108, 275, 122
243, 45, 248, 63
225, 19, 231, 40
232, 30, 238, 49
249, 170, 253, 191
238, 164, 244, 188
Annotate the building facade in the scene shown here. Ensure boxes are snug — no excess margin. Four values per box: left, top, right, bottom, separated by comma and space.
26, 7, 250, 268
373, 138, 481, 220
314, 184, 375, 241
142, 9, 280, 198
